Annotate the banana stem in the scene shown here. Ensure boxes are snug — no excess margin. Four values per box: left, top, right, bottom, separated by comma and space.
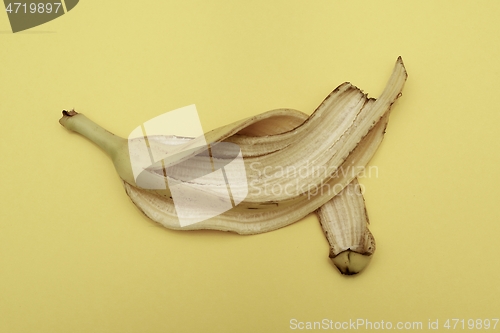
59, 110, 125, 158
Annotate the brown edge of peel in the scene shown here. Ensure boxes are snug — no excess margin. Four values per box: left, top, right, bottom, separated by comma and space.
62, 109, 78, 117
60, 109, 79, 127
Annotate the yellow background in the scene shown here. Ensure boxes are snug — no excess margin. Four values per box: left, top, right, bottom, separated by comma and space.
1, 1, 499, 332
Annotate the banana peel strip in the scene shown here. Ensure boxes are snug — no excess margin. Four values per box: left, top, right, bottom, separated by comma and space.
124, 57, 407, 235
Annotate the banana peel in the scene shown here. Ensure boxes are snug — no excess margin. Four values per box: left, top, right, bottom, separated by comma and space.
59, 57, 407, 274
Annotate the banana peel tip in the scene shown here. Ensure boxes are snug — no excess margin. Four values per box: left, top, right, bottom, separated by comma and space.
330, 250, 372, 275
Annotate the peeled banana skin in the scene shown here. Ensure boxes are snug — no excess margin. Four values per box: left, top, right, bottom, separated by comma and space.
59, 57, 407, 275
